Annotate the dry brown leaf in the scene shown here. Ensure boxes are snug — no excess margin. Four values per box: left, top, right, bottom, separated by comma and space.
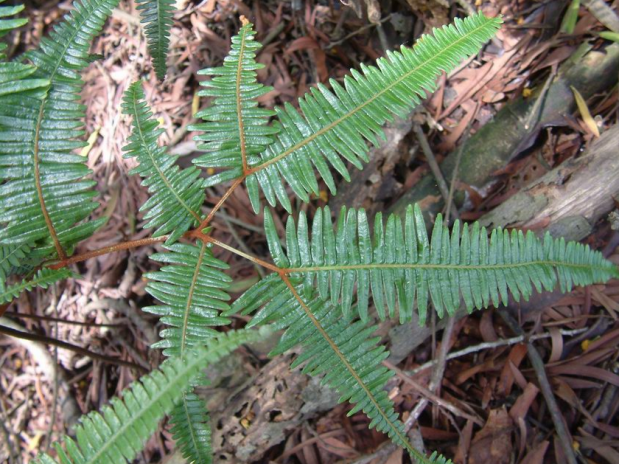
468, 408, 514, 464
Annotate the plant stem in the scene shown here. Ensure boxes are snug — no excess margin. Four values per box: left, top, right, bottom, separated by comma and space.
201, 234, 281, 274
195, 178, 244, 233
48, 236, 167, 269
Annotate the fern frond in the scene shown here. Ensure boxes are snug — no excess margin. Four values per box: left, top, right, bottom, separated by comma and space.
245, 204, 617, 325
136, 0, 174, 79
0, 242, 34, 283
0, 268, 72, 303
144, 239, 230, 463
240, 13, 501, 213
33, 328, 268, 464
227, 279, 436, 461
144, 241, 232, 356
170, 390, 213, 464
122, 82, 205, 243
0, 0, 119, 258
189, 20, 278, 187
0, 1, 27, 38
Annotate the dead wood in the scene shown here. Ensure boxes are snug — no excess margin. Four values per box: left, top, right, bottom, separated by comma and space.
390, 44, 619, 220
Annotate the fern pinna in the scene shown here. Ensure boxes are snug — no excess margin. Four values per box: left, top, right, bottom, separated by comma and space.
0, 4, 612, 464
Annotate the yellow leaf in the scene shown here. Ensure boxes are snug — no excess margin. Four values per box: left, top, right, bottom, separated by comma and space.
80, 125, 101, 157
522, 87, 533, 98
571, 86, 600, 137
192, 92, 200, 117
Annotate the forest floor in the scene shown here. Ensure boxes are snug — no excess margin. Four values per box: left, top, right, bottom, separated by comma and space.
0, 0, 618, 463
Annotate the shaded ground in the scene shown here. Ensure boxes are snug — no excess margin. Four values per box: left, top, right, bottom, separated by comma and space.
0, 0, 618, 463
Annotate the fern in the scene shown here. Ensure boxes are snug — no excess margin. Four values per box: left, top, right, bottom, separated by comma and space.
0, 268, 72, 303
144, 240, 230, 464
143, 241, 232, 356
0, 1, 27, 37
136, 0, 174, 80
0, 0, 119, 260
170, 390, 213, 464
34, 328, 268, 464
200, 12, 502, 213
122, 82, 205, 243
189, 20, 278, 186
11, 8, 618, 464
237, 204, 618, 325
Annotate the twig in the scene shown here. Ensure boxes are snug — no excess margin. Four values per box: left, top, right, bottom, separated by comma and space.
498, 309, 578, 464
45, 288, 59, 452
328, 14, 393, 47
0, 319, 148, 373
406, 327, 588, 376
405, 316, 456, 429
413, 124, 459, 221
384, 359, 484, 426
4, 311, 123, 327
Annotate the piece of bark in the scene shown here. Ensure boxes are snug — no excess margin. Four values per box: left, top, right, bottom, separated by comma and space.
390, 44, 619, 220
479, 125, 618, 242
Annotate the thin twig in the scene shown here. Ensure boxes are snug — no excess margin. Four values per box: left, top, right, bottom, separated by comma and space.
3, 312, 123, 327
498, 309, 578, 464
405, 316, 456, 430
0, 321, 148, 373
384, 360, 484, 426
413, 124, 459, 221
406, 327, 588, 376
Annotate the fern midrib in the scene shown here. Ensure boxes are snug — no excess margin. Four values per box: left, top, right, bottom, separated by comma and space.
247, 18, 494, 176
180, 241, 207, 353
30, 3, 106, 260
283, 260, 610, 273
130, 93, 201, 223
236, 25, 249, 172
33, 104, 65, 259
281, 277, 423, 461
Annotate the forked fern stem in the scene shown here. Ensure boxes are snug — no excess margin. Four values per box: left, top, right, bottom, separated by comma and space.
193, 177, 244, 233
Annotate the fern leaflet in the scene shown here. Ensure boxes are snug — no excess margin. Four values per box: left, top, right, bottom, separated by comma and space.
0, 268, 72, 303
143, 241, 232, 356
243, 204, 618, 324
189, 20, 278, 187
136, 0, 174, 79
0, 0, 120, 259
225, 13, 502, 213
123, 82, 205, 243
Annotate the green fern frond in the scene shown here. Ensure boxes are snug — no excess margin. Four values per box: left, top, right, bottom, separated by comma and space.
189, 21, 278, 186
227, 279, 435, 461
241, 13, 502, 213
0, 1, 27, 39
0, 268, 72, 303
0, 0, 119, 258
144, 241, 232, 356
241, 204, 617, 325
136, 0, 174, 79
33, 328, 268, 464
170, 390, 213, 464
122, 82, 205, 243
0, 242, 33, 283
143, 239, 230, 463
